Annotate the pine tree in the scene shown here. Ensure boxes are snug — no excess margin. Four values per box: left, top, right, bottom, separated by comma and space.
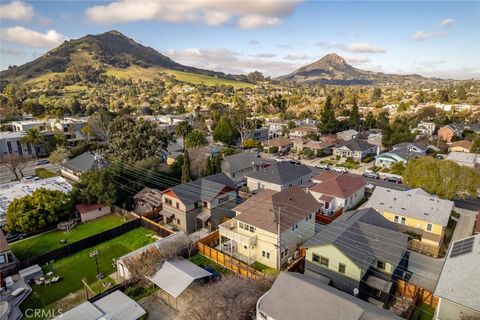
181, 150, 191, 183
318, 96, 338, 134
349, 98, 360, 130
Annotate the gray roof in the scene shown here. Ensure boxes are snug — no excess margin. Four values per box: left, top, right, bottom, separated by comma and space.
221, 152, 262, 174
304, 208, 408, 271
61, 151, 109, 173
258, 272, 402, 320
147, 258, 211, 298
407, 251, 443, 292
246, 162, 312, 185
446, 151, 479, 165
367, 187, 453, 227
389, 143, 428, 160
335, 139, 375, 152
170, 173, 237, 206
434, 234, 480, 311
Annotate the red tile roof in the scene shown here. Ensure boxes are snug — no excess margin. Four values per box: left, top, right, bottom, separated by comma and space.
309, 172, 366, 199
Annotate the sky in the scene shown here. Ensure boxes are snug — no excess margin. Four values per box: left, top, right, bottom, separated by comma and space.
0, 0, 479, 79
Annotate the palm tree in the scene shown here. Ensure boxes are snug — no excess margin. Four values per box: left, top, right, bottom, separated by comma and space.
21, 128, 44, 157
184, 130, 208, 149
175, 121, 193, 143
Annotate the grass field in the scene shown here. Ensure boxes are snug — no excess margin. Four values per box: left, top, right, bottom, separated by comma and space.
190, 253, 231, 274
21, 227, 156, 310
106, 66, 253, 88
34, 168, 58, 179
411, 303, 435, 320
11, 215, 126, 260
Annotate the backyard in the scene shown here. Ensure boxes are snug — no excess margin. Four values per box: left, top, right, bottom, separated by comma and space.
11, 215, 126, 260
20, 227, 156, 312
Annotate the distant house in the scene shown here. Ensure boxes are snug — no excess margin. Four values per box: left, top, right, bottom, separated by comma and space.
161, 173, 238, 233
332, 139, 377, 162
336, 129, 359, 141
289, 125, 318, 139
221, 152, 263, 183
0, 230, 16, 275
309, 172, 366, 215
246, 162, 313, 192
293, 139, 334, 156
247, 127, 269, 142
367, 132, 383, 151
434, 234, 480, 320
367, 187, 453, 252
262, 137, 294, 154
436, 123, 480, 143
448, 140, 473, 153
375, 143, 429, 168
256, 272, 403, 320
219, 187, 320, 269
54, 290, 146, 320
133, 187, 163, 215
412, 121, 436, 136
75, 204, 111, 222
445, 151, 479, 168
60, 151, 109, 182
303, 208, 409, 306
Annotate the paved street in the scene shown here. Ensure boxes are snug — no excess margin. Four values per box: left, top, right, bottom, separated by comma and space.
0, 160, 60, 183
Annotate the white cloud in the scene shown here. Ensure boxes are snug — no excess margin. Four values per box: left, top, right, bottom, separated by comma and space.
412, 30, 447, 41
0, 1, 34, 21
440, 18, 454, 27
0, 26, 67, 48
344, 56, 370, 64
163, 47, 302, 76
283, 53, 310, 60
252, 53, 276, 58
85, 0, 301, 29
343, 42, 386, 53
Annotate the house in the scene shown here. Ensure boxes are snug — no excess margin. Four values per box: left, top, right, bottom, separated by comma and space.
219, 186, 320, 269
367, 187, 453, 251
9, 120, 47, 132
246, 162, 313, 192
289, 125, 318, 139
413, 122, 436, 136
438, 123, 464, 143
75, 204, 111, 222
336, 129, 359, 141
262, 137, 294, 154
303, 208, 409, 306
247, 127, 269, 142
367, 132, 384, 151
332, 139, 377, 162
434, 234, 480, 320
60, 151, 109, 182
161, 173, 238, 233
133, 187, 163, 215
445, 151, 479, 168
256, 272, 403, 320
448, 140, 473, 153
308, 172, 366, 215
0, 230, 16, 275
375, 143, 429, 168
221, 152, 263, 183
293, 139, 334, 156
0, 130, 54, 158
54, 290, 146, 320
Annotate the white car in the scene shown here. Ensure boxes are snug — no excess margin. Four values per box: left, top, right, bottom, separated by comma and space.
315, 164, 330, 170
365, 183, 375, 190
331, 167, 348, 173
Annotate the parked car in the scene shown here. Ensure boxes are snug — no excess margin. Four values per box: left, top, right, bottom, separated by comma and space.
365, 183, 376, 190
5, 231, 27, 243
331, 167, 348, 173
384, 176, 403, 184
362, 172, 380, 179
21, 176, 40, 182
315, 164, 329, 170
202, 266, 221, 283
275, 157, 289, 163
289, 160, 301, 166
36, 159, 49, 165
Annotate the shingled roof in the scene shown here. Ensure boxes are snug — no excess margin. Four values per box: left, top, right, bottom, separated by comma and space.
246, 162, 312, 185
335, 139, 375, 152
310, 172, 366, 199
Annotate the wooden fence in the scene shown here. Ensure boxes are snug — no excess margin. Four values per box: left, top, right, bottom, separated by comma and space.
198, 231, 265, 280
408, 239, 440, 258
16, 219, 141, 270
396, 279, 439, 308
140, 216, 176, 238
315, 208, 344, 224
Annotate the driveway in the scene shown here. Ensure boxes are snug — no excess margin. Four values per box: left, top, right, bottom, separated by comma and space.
138, 292, 177, 320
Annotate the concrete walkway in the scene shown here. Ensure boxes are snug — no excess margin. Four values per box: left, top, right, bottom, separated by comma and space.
451, 208, 477, 242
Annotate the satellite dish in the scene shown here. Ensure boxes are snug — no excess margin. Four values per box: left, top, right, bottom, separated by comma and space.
353, 288, 359, 297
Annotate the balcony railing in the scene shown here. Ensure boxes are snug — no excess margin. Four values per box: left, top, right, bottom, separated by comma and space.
219, 222, 257, 247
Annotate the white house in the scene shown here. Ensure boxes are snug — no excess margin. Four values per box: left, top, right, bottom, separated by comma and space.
246, 162, 313, 192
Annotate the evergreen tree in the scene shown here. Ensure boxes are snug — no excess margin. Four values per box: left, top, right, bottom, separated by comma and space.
365, 112, 376, 129
318, 96, 338, 134
213, 116, 239, 145
349, 98, 360, 130
181, 150, 191, 183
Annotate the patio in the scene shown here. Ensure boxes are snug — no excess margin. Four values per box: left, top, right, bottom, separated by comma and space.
0, 274, 32, 320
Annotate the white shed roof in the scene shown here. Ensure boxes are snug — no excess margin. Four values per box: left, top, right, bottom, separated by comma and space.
147, 258, 211, 298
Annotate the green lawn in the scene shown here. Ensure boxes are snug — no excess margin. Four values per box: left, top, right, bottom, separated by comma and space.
21, 227, 156, 310
412, 303, 435, 320
252, 261, 278, 275
12, 215, 126, 260
336, 162, 360, 169
34, 168, 58, 179
190, 253, 231, 274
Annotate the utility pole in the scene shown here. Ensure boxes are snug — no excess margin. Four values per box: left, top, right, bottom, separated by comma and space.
274, 207, 282, 270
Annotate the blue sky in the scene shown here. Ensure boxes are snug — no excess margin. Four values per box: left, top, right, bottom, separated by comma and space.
1, 0, 479, 79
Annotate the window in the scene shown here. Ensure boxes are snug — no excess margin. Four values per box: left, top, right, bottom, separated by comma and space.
400, 217, 406, 225
266, 252, 270, 259
309, 213, 312, 220
7, 141, 12, 154
262, 250, 270, 259
165, 198, 172, 206
426, 223, 432, 232
0, 254, 6, 265
16, 141, 22, 155
176, 219, 180, 224
218, 196, 229, 204
338, 263, 346, 274
291, 223, 298, 231
394, 215, 399, 223
312, 254, 320, 263
244, 245, 247, 249
320, 256, 329, 267
373, 289, 382, 298
324, 201, 329, 209
377, 260, 385, 270
249, 225, 255, 233
239, 222, 244, 229
176, 202, 179, 209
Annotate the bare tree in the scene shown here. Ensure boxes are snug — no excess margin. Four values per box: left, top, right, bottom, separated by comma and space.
184, 275, 273, 320
87, 110, 111, 141
0, 154, 30, 181
230, 110, 255, 145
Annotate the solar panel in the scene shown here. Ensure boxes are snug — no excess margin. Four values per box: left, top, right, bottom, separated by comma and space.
450, 237, 475, 258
